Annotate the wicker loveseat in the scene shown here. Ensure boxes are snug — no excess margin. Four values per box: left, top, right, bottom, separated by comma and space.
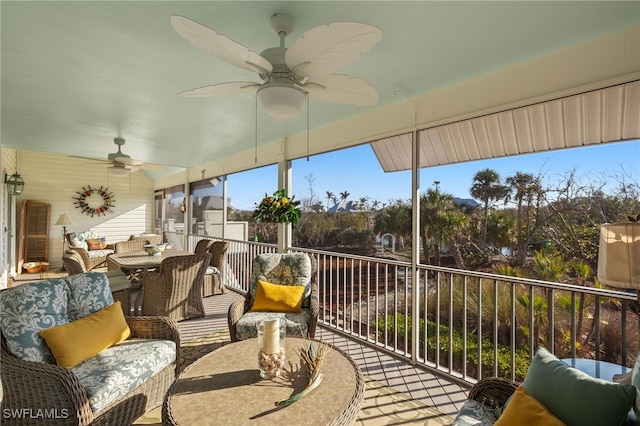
453, 348, 636, 426
67, 231, 114, 270
0, 272, 179, 426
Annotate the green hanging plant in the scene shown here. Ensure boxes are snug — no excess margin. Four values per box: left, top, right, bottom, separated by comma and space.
253, 189, 302, 225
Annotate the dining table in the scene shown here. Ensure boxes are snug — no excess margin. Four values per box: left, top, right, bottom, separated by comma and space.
107, 249, 192, 313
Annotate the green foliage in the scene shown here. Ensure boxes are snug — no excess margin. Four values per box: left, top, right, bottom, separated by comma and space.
377, 313, 530, 380
253, 189, 302, 225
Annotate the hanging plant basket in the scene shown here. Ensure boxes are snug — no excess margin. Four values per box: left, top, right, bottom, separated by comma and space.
253, 189, 302, 225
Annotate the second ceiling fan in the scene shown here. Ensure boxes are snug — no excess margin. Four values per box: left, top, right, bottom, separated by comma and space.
171, 13, 383, 119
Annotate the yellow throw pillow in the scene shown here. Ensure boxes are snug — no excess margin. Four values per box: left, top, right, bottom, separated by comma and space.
251, 280, 305, 313
495, 386, 566, 426
39, 301, 131, 369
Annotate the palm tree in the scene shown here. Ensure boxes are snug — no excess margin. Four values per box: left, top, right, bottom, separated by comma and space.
505, 172, 543, 265
420, 188, 465, 265
325, 191, 335, 209
470, 169, 509, 242
340, 191, 350, 201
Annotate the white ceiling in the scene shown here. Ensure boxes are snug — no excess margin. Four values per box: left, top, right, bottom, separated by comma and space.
2, 1, 639, 175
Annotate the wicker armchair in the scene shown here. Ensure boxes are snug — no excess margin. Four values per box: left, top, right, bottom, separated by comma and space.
468, 377, 519, 409
114, 239, 148, 253
62, 250, 132, 315
141, 253, 211, 322
66, 232, 114, 270
228, 252, 318, 342
203, 241, 229, 297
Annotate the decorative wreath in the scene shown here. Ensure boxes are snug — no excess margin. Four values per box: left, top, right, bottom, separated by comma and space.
73, 185, 115, 217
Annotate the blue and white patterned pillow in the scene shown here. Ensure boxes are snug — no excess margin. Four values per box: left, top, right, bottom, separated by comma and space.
0, 280, 70, 363
66, 272, 114, 321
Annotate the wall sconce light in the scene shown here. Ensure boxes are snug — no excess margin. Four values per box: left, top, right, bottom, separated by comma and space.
4, 170, 25, 196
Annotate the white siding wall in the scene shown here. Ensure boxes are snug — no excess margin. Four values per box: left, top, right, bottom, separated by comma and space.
12, 150, 155, 271
1, 147, 19, 287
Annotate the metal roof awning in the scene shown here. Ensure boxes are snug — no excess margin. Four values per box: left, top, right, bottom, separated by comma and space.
371, 80, 640, 172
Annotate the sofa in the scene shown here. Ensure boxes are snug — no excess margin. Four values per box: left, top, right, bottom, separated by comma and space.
0, 272, 180, 426
453, 348, 637, 426
67, 231, 115, 270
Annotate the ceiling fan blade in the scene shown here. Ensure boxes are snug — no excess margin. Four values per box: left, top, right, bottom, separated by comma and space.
305, 74, 378, 106
286, 22, 382, 79
139, 163, 168, 171
177, 81, 261, 98
171, 15, 273, 75
114, 157, 142, 166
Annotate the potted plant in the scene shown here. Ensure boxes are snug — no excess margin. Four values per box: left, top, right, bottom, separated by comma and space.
253, 189, 302, 225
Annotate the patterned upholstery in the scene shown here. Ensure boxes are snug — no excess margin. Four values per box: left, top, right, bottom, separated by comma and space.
63, 251, 132, 315
67, 231, 114, 270
228, 252, 318, 341
0, 273, 179, 425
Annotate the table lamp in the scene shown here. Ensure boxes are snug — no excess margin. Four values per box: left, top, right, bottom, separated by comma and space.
597, 222, 640, 297
55, 213, 73, 250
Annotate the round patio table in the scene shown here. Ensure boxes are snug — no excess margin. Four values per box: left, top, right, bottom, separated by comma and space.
162, 337, 365, 426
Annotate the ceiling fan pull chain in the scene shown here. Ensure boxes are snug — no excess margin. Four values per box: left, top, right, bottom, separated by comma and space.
307, 94, 310, 162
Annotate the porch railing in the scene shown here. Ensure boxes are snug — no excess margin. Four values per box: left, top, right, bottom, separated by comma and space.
167, 231, 638, 385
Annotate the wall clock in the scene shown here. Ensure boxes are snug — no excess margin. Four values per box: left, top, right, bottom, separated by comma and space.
73, 185, 115, 217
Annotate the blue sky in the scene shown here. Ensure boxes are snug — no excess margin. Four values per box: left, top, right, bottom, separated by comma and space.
226, 139, 639, 211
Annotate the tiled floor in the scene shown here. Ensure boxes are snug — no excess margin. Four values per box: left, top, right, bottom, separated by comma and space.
189, 290, 470, 418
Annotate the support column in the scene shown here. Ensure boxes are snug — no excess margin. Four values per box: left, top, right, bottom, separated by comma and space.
277, 155, 292, 253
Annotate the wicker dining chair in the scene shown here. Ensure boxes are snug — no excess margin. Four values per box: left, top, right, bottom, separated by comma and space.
141, 253, 211, 322
194, 239, 213, 254
202, 241, 229, 297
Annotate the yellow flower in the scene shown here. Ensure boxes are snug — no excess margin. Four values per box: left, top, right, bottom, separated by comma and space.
281, 198, 289, 206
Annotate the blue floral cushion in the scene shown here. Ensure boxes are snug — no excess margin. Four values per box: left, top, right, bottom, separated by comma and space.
66, 272, 114, 321
235, 310, 310, 340
0, 280, 70, 363
69, 231, 99, 251
87, 249, 114, 258
72, 339, 176, 413
453, 400, 499, 425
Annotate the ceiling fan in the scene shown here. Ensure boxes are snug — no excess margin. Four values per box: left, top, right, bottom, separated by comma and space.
170, 13, 383, 119
80, 137, 167, 177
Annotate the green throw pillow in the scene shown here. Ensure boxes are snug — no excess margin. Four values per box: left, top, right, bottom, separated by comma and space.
520, 348, 635, 426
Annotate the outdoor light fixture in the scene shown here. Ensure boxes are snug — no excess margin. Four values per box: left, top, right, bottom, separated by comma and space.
256, 80, 307, 119
597, 222, 640, 295
4, 170, 25, 196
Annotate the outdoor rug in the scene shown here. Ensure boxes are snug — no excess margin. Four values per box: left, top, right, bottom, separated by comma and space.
134, 332, 453, 425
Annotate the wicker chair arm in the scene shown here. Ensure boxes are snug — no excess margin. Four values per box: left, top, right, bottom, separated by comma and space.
308, 278, 319, 339
126, 315, 180, 343
468, 377, 519, 409
228, 295, 250, 342
1, 336, 95, 425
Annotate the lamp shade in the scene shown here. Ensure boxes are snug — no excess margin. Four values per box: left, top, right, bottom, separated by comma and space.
5, 172, 25, 195
597, 222, 640, 289
55, 213, 73, 226
256, 82, 307, 119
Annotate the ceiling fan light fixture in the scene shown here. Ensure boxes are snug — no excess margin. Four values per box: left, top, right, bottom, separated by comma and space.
107, 166, 130, 177
256, 83, 307, 119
